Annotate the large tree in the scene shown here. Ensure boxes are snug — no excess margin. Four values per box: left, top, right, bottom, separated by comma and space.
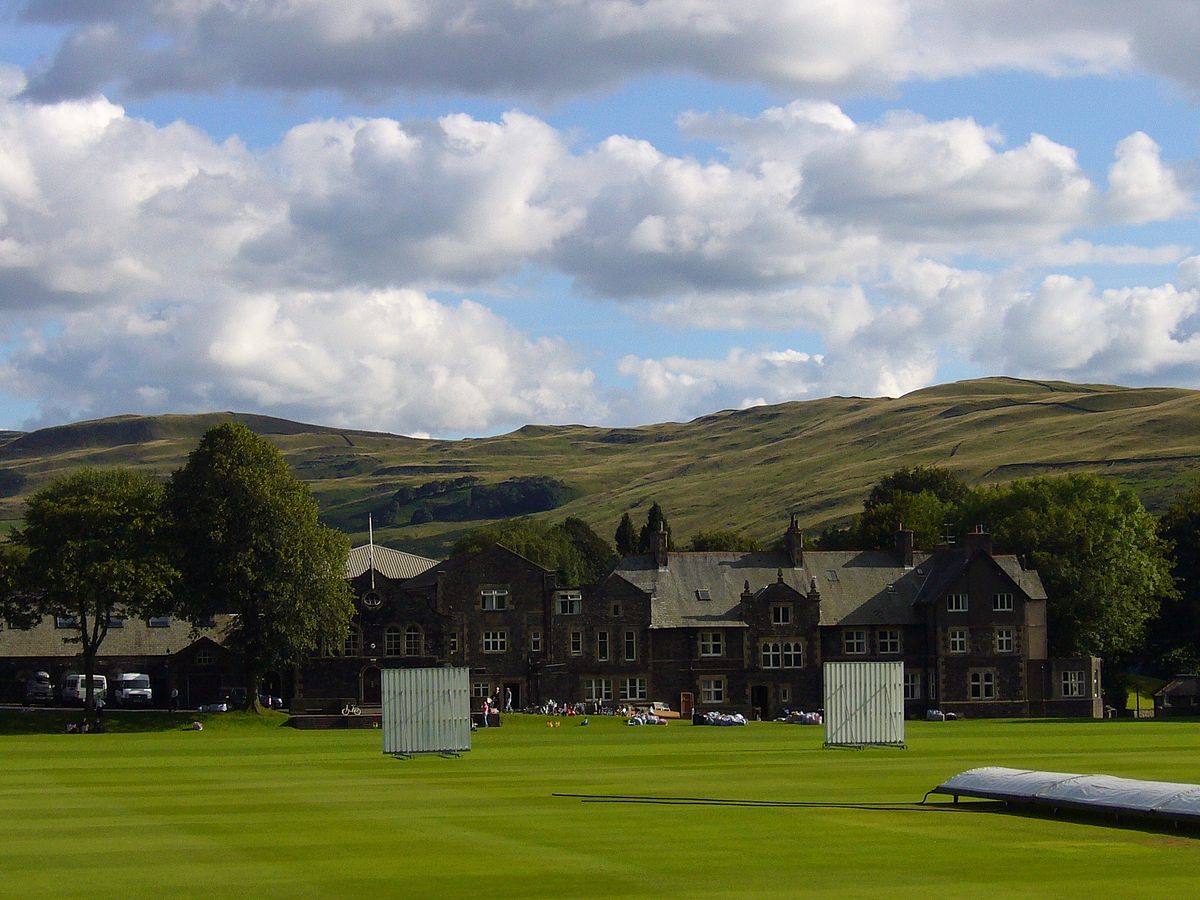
637, 502, 673, 554
166, 423, 353, 710
1152, 484, 1200, 673
686, 529, 761, 552
614, 512, 637, 557
960, 474, 1175, 658
11, 468, 177, 711
857, 466, 967, 550
452, 517, 613, 585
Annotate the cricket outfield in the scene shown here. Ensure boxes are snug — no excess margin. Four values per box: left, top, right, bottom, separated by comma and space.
3, 712, 1199, 898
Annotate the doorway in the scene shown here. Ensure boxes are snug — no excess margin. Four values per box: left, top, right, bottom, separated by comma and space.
503, 682, 520, 711
361, 666, 382, 705
680, 691, 694, 718
750, 684, 769, 721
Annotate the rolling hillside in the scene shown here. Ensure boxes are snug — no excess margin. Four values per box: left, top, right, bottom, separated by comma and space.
1, 377, 1199, 557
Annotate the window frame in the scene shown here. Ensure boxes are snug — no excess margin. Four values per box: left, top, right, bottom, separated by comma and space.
404, 624, 423, 656
994, 627, 1015, 654
781, 640, 803, 668
761, 641, 781, 669
700, 676, 726, 704
555, 591, 582, 615
948, 627, 968, 654
843, 629, 867, 655
529, 629, 542, 653
969, 669, 997, 701
584, 678, 613, 701
569, 630, 583, 656
482, 630, 507, 653
596, 630, 610, 661
384, 625, 402, 656
993, 592, 1014, 612
946, 593, 968, 613
698, 631, 723, 657
771, 604, 792, 626
1061, 670, 1086, 698
877, 628, 902, 655
619, 677, 647, 701
624, 629, 637, 662
904, 671, 921, 700
480, 588, 509, 611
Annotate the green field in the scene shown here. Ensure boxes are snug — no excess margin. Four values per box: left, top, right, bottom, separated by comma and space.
3, 713, 1200, 898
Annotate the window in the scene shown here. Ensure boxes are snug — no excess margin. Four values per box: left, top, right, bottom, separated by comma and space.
994, 627, 1014, 654
343, 628, 361, 656
1062, 670, 1086, 698
596, 630, 610, 661
449, 632, 460, 654
878, 629, 901, 654
611, 602, 622, 617
405, 625, 423, 656
362, 591, 382, 609
695, 589, 711, 601
556, 591, 582, 615
700, 677, 725, 704
584, 678, 613, 701
969, 670, 996, 701
993, 592, 1014, 612
771, 604, 792, 626
472, 681, 490, 698
620, 677, 647, 701
699, 631, 723, 657
384, 625, 402, 656
624, 629, 637, 662
843, 629, 867, 655
761, 642, 781, 669
570, 630, 583, 656
482, 630, 507, 653
779, 684, 791, 704
929, 671, 938, 700
947, 593, 967, 612
904, 671, 921, 700
107, 615, 125, 628
147, 616, 171, 628
781, 641, 803, 668
948, 628, 968, 653
195, 616, 217, 629
529, 629, 542, 653
480, 589, 508, 611
195, 648, 214, 666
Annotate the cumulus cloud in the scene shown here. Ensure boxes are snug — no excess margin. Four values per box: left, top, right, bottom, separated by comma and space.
1105, 132, 1192, 225
15, 1, 1200, 102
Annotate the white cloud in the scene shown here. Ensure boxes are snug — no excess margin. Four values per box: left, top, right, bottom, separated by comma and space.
17, 1, 1200, 101
1106, 132, 1192, 225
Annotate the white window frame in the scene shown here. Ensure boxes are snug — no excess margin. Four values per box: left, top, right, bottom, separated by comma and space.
969, 670, 996, 701
1061, 670, 1086, 698
480, 588, 508, 611
779, 684, 791, 704
948, 628, 968, 654
946, 593, 968, 612
570, 630, 583, 656
404, 624, 423, 656
556, 591, 582, 615
624, 629, 637, 662
994, 627, 1015, 654
472, 681, 490, 698
619, 677, 647, 701
195, 648, 214, 666
482, 630, 507, 653
700, 676, 725, 704
384, 625, 402, 656
584, 678, 613, 702
843, 629, 867, 655
929, 671, 938, 700
761, 641, 781, 669
782, 641, 804, 668
771, 604, 792, 626
596, 630, 609, 661
529, 629, 542, 653
993, 592, 1014, 612
147, 616, 172, 628
904, 671, 921, 700
877, 628, 902, 655
699, 631, 723, 657
343, 627, 361, 656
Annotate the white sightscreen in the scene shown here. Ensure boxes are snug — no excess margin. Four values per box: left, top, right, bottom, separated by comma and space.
822, 661, 905, 747
382, 666, 471, 755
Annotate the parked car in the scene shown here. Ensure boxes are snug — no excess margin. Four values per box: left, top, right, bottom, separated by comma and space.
23, 671, 53, 705
112, 673, 153, 707
60, 673, 107, 705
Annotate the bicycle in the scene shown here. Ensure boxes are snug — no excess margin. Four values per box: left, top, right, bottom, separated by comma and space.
341, 702, 362, 716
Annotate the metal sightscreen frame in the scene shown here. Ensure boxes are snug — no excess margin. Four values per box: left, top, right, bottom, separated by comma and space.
381, 666, 472, 756
822, 660, 906, 748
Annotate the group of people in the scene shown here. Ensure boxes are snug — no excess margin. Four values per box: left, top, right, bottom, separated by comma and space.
477, 687, 513, 727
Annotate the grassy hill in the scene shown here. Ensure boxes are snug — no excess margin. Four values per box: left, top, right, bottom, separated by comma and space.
2, 377, 1199, 556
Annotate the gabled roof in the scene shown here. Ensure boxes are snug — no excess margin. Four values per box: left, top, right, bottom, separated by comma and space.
615, 551, 804, 628
402, 542, 553, 590
913, 548, 1047, 604
800, 550, 931, 626
346, 544, 438, 581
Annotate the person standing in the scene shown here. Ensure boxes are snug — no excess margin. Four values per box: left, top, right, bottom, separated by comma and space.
481, 697, 490, 727
504, 687, 512, 713
169, 686, 179, 714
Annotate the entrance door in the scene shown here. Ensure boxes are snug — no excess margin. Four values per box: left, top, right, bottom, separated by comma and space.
361, 666, 382, 705
680, 691, 694, 718
503, 682, 520, 711
750, 684, 769, 721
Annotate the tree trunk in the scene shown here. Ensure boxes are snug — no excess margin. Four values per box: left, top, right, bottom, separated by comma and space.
245, 664, 264, 714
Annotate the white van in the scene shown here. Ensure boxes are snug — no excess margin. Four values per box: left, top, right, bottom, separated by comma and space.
60, 673, 107, 705
113, 673, 153, 707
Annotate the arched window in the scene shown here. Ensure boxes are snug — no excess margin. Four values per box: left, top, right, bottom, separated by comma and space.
782, 641, 804, 668
761, 642, 781, 669
343, 627, 361, 657
405, 625, 423, 656
362, 591, 383, 609
384, 626, 402, 656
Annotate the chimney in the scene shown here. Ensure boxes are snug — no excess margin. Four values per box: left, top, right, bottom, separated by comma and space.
965, 525, 993, 556
895, 526, 914, 568
741, 580, 754, 604
654, 522, 669, 570
807, 576, 821, 604
785, 513, 803, 567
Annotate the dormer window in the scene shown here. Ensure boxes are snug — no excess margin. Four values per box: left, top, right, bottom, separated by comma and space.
825, 570, 839, 582
696, 589, 711, 601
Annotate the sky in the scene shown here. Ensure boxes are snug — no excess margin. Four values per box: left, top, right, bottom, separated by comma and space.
0, 2, 1196, 438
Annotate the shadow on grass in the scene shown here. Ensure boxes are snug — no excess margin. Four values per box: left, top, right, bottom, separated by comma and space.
0, 707, 290, 734
553, 792, 964, 812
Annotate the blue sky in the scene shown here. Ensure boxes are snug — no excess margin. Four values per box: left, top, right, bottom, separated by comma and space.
0, 2, 1196, 437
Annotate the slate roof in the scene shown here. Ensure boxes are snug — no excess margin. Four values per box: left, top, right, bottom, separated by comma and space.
0, 614, 233, 658
801, 550, 931, 626
346, 544, 438, 581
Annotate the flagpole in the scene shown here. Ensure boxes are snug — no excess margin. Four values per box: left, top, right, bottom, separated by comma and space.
368, 514, 375, 590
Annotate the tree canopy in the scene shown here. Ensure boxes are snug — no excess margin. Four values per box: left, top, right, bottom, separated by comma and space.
453, 516, 615, 585
11, 468, 177, 711
1152, 484, 1200, 673
614, 512, 637, 557
686, 529, 761, 552
960, 474, 1174, 658
636, 502, 673, 553
166, 423, 353, 708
